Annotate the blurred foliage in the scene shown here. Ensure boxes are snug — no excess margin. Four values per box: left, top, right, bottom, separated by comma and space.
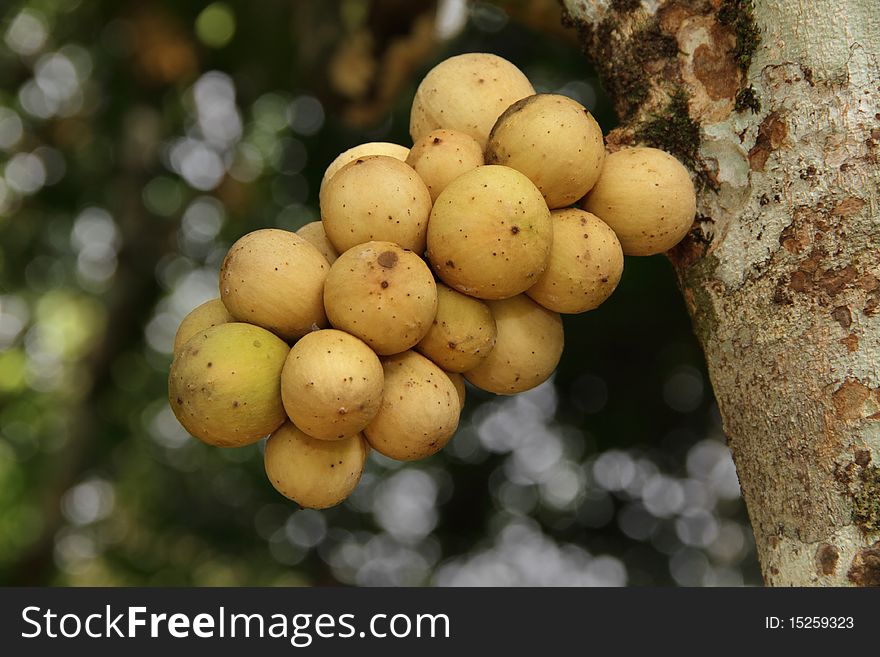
0, 0, 760, 586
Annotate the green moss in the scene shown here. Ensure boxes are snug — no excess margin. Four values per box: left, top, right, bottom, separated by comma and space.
635, 24, 679, 61
680, 253, 720, 344
635, 87, 701, 170
591, 18, 647, 118
734, 85, 761, 113
610, 0, 641, 12
588, 17, 679, 119
853, 465, 880, 533
718, 0, 760, 73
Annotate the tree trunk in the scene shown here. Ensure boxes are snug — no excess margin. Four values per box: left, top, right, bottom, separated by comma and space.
561, 0, 880, 585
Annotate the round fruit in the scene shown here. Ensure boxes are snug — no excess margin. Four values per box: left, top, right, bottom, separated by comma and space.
464, 295, 563, 395
427, 165, 552, 299
296, 221, 339, 264
324, 242, 438, 356
415, 283, 496, 372
445, 371, 466, 409
486, 93, 605, 209
405, 129, 483, 202
526, 208, 623, 313
173, 298, 233, 356
220, 229, 329, 340
364, 351, 460, 460
320, 155, 432, 254
581, 146, 696, 256
319, 142, 409, 197
410, 53, 535, 148
168, 323, 289, 447
280, 329, 384, 440
264, 422, 367, 509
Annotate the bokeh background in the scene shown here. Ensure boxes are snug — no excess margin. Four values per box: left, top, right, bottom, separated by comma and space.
0, 0, 761, 586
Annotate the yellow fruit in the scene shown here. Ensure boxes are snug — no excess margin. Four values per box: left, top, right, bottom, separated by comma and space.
445, 371, 466, 409
486, 93, 605, 209
264, 422, 367, 509
581, 146, 696, 256
320, 155, 432, 254
464, 295, 563, 394
319, 142, 409, 197
172, 298, 233, 356
296, 221, 339, 264
364, 351, 460, 460
280, 329, 383, 440
415, 283, 496, 372
526, 208, 623, 313
406, 129, 484, 202
324, 241, 438, 356
427, 165, 552, 299
410, 53, 535, 148
220, 229, 329, 340
168, 323, 289, 447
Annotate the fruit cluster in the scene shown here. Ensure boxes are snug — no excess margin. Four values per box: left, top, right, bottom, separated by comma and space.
168, 53, 697, 509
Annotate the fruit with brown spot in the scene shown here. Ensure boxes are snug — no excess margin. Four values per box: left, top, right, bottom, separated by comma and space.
324, 241, 438, 355
445, 371, 466, 409
319, 142, 409, 197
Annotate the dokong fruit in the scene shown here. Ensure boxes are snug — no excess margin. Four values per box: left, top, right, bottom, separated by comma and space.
167, 51, 697, 510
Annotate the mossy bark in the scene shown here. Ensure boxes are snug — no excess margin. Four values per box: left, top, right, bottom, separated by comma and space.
562, 0, 880, 585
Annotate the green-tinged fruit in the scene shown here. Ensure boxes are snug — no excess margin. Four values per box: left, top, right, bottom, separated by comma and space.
168, 323, 289, 447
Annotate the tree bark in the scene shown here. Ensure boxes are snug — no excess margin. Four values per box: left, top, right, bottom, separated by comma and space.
561, 0, 880, 585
